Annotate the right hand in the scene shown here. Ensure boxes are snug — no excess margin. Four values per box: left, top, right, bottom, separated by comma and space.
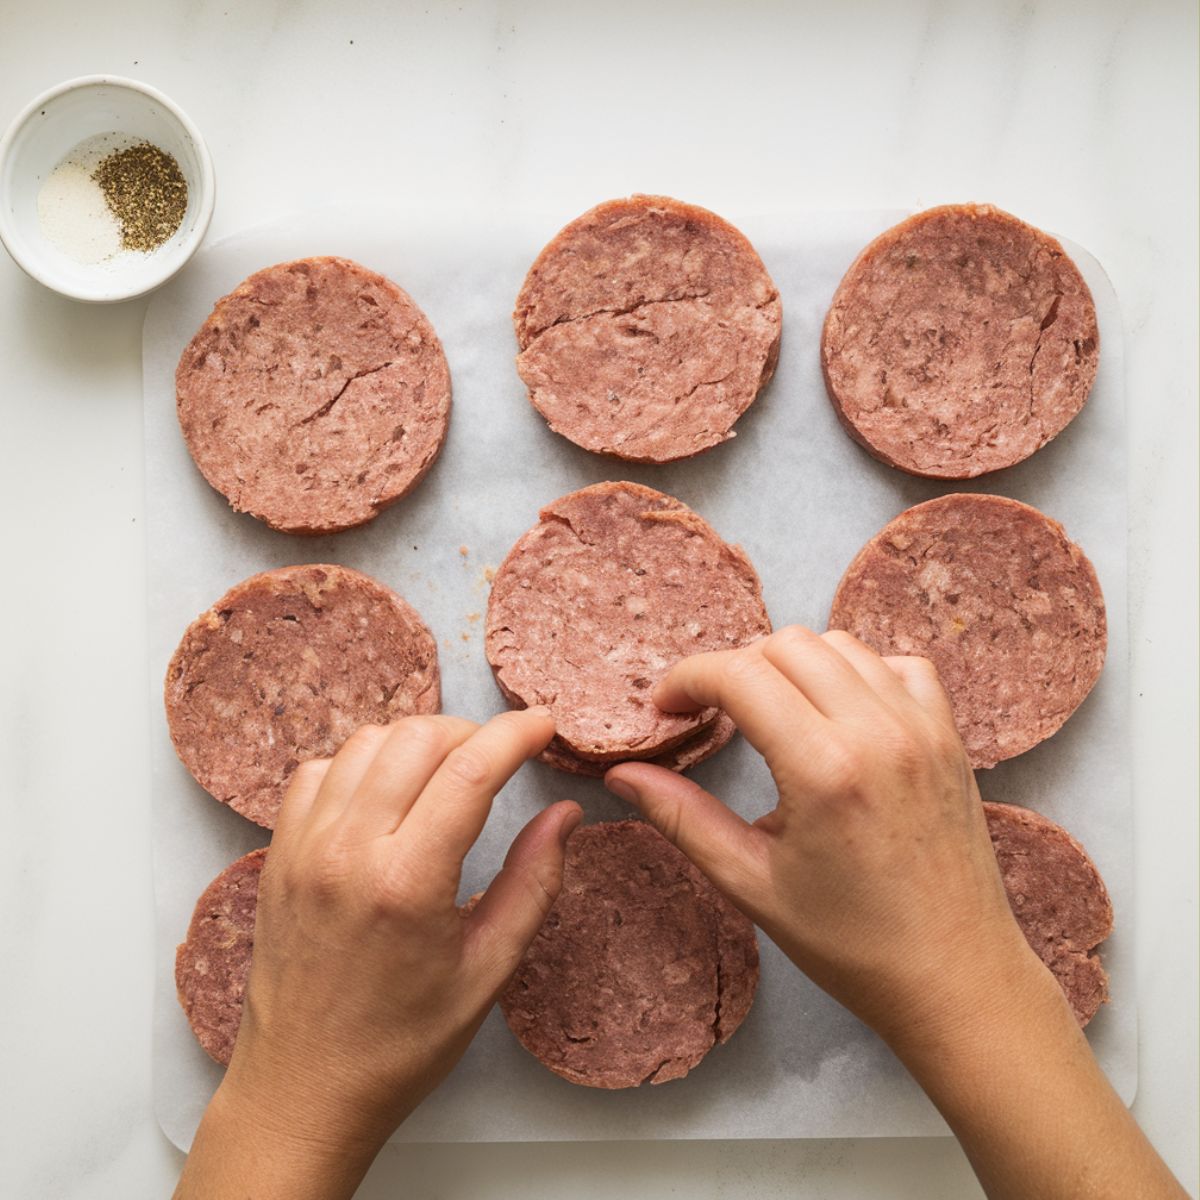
604, 625, 1062, 1053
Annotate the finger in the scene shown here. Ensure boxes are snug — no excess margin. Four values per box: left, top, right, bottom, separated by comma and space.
304, 722, 394, 826
333, 715, 480, 841
759, 625, 891, 725
272, 757, 332, 842
652, 644, 825, 765
820, 629, 922, 714
604, 762, 768, 915
884, 655, 958, 727
402, 707, 556, 864
462, 800, 582, 989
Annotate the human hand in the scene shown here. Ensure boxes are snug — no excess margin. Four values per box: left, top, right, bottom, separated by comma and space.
177, 709, 579, 1199
604, 626, 1054, 1054
608, 627, 1195, 1200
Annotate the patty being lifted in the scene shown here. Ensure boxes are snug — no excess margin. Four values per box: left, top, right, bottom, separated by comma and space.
166, 564, 439, 828
821, 205, 1098, 478
514, 196, 781, 463
177, 257, 451, 534
485, 482, 771, 770
985, 802, 1113, 1026
494, 821, 759, 1088
828, 494, 1106, 769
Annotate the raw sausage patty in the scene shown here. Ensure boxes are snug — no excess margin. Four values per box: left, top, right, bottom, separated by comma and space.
177, 257, 451, 534
495, 820, 759, 1088
985, 802, 1113, 1026
538, 713, 736, 778
175, 848, 265, 1066
828, 494, 1105, 769
165, 564, 439, 828
821, 205, 1098, 478
486, 482, 771, 766
514, 196, 781, 463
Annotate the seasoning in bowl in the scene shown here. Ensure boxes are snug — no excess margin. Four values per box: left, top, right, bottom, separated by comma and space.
36, 132, 188, 265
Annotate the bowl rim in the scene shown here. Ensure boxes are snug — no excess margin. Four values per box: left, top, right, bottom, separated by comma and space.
0, 74, 216, 303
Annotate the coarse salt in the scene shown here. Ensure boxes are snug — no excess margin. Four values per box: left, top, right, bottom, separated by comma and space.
37, 158, 123, 264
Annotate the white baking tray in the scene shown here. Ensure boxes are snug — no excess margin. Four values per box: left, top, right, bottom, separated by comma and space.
144, 207, 1133, 1148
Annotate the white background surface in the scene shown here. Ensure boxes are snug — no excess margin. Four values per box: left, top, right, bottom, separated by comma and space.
0, 1, 1195, 1196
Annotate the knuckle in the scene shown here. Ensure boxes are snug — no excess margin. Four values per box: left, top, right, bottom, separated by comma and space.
361, 853, 425, 915
291, 758, 327, 788
819, 736, 868, 795
931, 721, 969, 764
823, 628, 867, 656
301, 843, 354, 902
770, 624, 818, 654
721, 646, 768, 688
652, 798, 686, 849
522, 859, 563, 917
881, 726, 925, 777
343, 723, 389, 754
397, 715, 453, 757
441, 743, 493, 790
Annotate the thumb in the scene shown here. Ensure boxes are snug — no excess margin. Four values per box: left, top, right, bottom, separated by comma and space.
463, 800, 581, 990
604, 763, 767, 913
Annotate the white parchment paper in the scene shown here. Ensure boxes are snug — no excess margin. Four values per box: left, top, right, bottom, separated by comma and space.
144, 208, 1133, 1148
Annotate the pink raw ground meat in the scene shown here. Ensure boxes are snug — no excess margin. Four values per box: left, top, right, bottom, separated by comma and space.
486, 482, 770, 769
175, 849, 265, 1066
165, 564, 439, 828
177, 256, 450, 534
985, 802, 1113, 1026
495, 821, 759, 1089
515, 196, 781, 464
821, 204, 1098, 478
828, 493, 1105, 769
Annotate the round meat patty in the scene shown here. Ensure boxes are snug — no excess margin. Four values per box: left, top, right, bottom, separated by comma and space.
166, 563, 439, 828
514, 195, 781, 463
985, 802, 1113, 1026
828, 494, 1105, 769
177, 256, 451, 534
539, 713, 736, 778
485, 482, 771, 766
496, 820, 759, 1088
175, 848, 265, 1066
821, 204, 1099, 478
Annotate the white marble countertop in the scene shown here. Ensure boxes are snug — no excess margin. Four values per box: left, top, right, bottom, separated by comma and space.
1, 2, 1195, 1196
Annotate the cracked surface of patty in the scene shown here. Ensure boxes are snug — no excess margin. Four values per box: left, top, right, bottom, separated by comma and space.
495, 821, 759, 1089
828, 494, 1106, 769
985, 802, 1112, 1026
175, 848, 265, 1066
177, 257, 451, 534
485, 482, 771, 764
165, 564, 439, 828
821, 205, 1098, 478
514, 196, 781, 463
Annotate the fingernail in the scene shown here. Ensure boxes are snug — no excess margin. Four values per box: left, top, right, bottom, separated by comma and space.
558, 809, 583, 846
525, 705, 553, 719
605, 776, 637, 804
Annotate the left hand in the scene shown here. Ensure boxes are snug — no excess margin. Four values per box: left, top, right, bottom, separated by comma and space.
176, 708, 579, 1199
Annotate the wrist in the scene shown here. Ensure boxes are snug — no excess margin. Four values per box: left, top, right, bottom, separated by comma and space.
175, 1072, 385, 1200
880, 933, 1075, 1095
217, 1051, 390, 1172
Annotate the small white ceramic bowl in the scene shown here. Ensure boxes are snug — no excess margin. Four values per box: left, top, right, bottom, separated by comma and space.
0, 76, 215, 302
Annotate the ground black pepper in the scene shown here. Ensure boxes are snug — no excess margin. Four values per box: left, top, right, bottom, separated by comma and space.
92, 142, 188, 252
